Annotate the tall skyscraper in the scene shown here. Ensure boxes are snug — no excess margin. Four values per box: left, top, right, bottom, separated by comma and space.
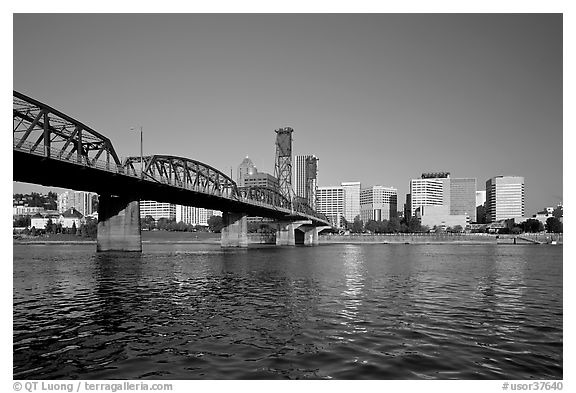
294, 155, 318, 208
360, 186, 398, 222
485, 176, 525, 223
341, 182, 361, 222
57, 190, 96, 216
317, 186, 345, 228
237, 156, 257, 187
450, 178, 477, 222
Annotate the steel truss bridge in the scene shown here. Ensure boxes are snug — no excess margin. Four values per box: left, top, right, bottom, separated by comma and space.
13, 91, 331, 226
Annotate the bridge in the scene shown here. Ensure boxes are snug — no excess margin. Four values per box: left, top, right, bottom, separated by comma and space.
13, 91, 332, 251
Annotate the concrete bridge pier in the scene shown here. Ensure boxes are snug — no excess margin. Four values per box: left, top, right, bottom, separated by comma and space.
276, 221, 325, 246
276, 222, 297, 246
221, 212, 248, 248
97, 195, 142, 252
299, 225, 319, 246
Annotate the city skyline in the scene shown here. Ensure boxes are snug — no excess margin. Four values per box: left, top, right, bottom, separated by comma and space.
12, 14, 563, 215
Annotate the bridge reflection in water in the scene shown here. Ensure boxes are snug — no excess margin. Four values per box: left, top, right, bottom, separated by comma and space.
13, 91, 332, 251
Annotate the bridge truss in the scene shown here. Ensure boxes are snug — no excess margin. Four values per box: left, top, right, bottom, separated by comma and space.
13, 91, 330, 225
13, 91, 122, 172
124, 155, 239, 199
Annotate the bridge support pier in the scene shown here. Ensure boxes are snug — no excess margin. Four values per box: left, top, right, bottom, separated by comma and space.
97, 195, 142, 252
276, 222, 297, 246
221, 212, 248, 248
300, 226, 319, 246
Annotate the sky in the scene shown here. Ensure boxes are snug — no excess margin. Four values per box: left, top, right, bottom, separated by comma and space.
12, 13, 563, 215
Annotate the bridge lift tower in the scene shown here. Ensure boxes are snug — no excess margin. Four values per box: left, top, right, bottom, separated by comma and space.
274, 127, 294, 208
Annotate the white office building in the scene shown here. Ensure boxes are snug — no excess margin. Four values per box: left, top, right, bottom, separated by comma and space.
140, 201, 176, 220
409, 176, 450, 217
316, 186, 345, 228
486, 176, 525, 223
360, 186, 398, 222
341, 181, 361, 222
294, 155, 318, 209
175, 205, 219, 226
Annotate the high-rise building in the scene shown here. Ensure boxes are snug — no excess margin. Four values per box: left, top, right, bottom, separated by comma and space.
237, 156, 257, 187
316, 186, 345, 228
294, 155, 318, 209
57, 190, 96, 217
140, 201, 176, 220
450, 178, 477, 223
409, 173, 450, 217
404, 193, 411, 222
409, 172, 476, 226
476, 190, 486, 207
360, 186, 398, 222
485, 176, 525, 223
244, 172, 279, 189
176, 205, 217, 226
341, 182, 361, 222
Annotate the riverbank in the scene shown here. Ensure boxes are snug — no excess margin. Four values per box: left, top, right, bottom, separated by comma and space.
319, 233, 563, 245
13, 231, 563, 245
13, 231, 221, 245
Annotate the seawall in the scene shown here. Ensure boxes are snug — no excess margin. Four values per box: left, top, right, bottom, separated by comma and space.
319, 233, 563, 245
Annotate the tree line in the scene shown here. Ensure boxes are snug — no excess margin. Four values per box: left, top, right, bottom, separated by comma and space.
19, 217, 98, 238
13, 192, 58, 210
343, 215, 562, 234
342, 216, 430, 234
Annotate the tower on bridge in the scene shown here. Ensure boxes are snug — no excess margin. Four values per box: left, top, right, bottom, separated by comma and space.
274, 127, 294, 204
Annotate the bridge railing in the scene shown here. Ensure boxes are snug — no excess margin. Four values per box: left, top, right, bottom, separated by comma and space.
14, 140, 124, 174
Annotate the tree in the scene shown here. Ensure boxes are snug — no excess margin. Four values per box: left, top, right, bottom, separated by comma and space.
552, 205, 563, 219
13, 216, 31, 228
351, 215, 363, 233
45, 218, 55, 234
451, 225, 463, 233
545, 217, 563, 233
364, 220, 379, 233
82, 217, 98, 238
71, 221, 77, 235
406, 217, 425, 233
142, 215, 156, 231
388, 217, 401, 233
341, 217, 350, 231
208, 216, 224, 233
520, 219, 544, 233
156, 218, 174, 231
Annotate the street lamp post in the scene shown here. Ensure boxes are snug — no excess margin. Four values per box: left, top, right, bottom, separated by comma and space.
131, 126, 143, 179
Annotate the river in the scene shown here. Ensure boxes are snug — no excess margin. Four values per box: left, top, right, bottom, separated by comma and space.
13, 243, 562, 379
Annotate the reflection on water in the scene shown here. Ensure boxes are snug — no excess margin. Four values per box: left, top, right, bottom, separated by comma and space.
340, 245, 367, 334
13, 243, 562, 380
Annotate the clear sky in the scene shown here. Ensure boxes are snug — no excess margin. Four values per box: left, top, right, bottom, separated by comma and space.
12, 13, 563, 215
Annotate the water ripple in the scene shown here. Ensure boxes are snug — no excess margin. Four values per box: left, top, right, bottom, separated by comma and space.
13, 243, 562, 379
